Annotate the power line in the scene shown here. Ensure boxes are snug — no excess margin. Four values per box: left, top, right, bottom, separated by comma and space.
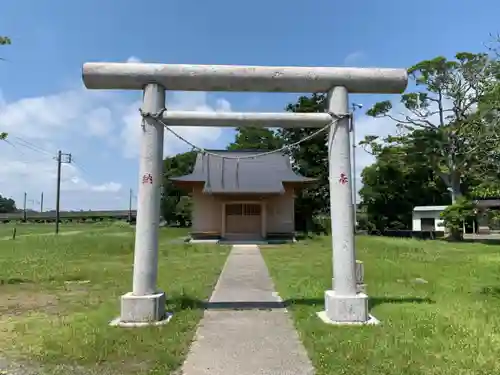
11, 136, 54, 156
3, 135, 57, 165
3, 136, 96, 218
70, 156, 92, 178
3, 139, 27, 155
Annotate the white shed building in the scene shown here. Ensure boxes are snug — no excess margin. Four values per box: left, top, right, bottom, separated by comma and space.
412, 205, 447, 232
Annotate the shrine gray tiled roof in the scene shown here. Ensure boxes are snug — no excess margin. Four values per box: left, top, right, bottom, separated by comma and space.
170, 150, 315, 194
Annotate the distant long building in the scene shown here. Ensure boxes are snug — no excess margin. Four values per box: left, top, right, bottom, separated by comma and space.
0, 210, 137, 223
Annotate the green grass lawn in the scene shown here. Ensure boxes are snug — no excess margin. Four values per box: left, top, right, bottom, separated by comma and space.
0, 222, 79, 238
0, 222, 190, 239
0, 225, 226, 375
0, 221, 125, 238
263, 235, 500, 375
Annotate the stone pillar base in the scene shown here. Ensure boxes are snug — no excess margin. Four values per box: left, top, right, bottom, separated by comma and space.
110, 291, 172, 327
317, 290, 379, 325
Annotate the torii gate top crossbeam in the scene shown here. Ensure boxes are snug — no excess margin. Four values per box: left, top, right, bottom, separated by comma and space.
82, 62, 408, 94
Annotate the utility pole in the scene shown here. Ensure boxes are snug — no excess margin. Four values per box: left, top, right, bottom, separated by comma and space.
55, 150, 72, 234
23, 192, 27, 222
351, 103, 363, 233
40, 192, 44, 212
128, 188, 133, 223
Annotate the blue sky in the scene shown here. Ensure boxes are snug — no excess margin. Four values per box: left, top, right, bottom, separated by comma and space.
0, 0, 498, 210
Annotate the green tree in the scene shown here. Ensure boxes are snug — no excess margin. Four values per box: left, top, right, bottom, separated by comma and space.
161, 151, 197, 226
175, 196, 192, 227
279, 93, 329, 231
440, 197, 476, 240
359, 135, 449, 232
0, 36, 10, 46
0, 195, 16, 213
462, 39, 500, 199
365, 52, 499, 203
227, 127, 283, 150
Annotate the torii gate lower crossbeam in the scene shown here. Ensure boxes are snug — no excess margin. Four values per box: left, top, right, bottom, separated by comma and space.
82, 62, 408, 327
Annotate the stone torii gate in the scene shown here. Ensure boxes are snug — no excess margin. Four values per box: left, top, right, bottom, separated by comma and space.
82, 62, 407, 327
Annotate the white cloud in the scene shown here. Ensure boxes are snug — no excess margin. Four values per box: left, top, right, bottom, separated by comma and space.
118, 56, 233, 159
85, 107, 114, 137
215, 98, 232, 112
344, 51, 365, 66
0, 148, 124, 209
0, 90, 95, 140
0, 82, 232, 210
59, 164, 122, 193
120, 92, 232, 159
126, 56, 142, 63
90, 182, 122, 192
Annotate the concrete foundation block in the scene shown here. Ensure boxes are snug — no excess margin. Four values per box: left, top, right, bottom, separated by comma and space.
318, 290, 379, 325
110, 291, 171, 327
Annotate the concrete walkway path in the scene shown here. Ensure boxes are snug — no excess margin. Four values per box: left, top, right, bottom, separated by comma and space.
180, 245, 314, 375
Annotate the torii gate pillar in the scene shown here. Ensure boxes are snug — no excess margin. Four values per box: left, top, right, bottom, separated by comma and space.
116, 84, 169, 327
318, 86, 377, 324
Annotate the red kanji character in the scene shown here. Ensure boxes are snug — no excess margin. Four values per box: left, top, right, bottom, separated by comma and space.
338, 173, 348, 185
142, 173, 153, 184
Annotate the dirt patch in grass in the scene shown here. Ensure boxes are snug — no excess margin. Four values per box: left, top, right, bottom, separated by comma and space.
0, 227, 228, 375
0, 282, 91, 317
1, 291, 59, 316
